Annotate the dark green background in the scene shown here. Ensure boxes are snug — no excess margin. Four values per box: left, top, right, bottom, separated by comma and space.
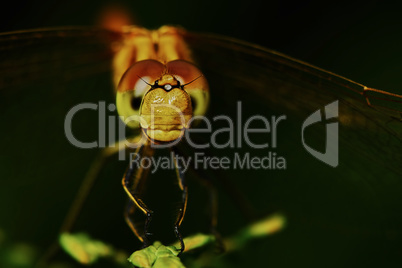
0, 1, 401, 268
1, 0, 402, 92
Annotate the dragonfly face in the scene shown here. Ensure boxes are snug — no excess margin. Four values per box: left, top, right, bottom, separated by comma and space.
115, 27, 209, 143
139, 74, 192, 142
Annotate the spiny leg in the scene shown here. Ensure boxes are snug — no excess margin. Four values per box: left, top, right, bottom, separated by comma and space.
36, 136, 144, 267
195, 172, 225, 252
203, 160, 257, 221
180, 155, 225, 252
123, 159, 152, 246
122, 142, 155, 248
179, 145, 257, 221
174, 145, 256, 242
125, 199, 148, 246
172, 148, 188, 254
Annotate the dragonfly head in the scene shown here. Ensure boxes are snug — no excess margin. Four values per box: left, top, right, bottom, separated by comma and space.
116, 60, 209, 144
140, 74, 193, 142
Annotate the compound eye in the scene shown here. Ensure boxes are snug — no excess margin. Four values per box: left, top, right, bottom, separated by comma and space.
188, 90, 209, 117
116, 79, 148, 128
166, 60, 210, 116
190, 95, 197, 111
131, 95, 143, 110
116, 60, 164, 128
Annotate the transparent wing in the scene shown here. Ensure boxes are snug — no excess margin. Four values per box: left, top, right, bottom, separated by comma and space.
0, 27, 401, 268
0, 27, 131, 255
182, 32, 402, 266
184, 31, 401, 173
0, 27, 123, 89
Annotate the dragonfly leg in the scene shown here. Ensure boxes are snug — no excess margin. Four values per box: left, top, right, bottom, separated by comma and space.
200, 176, 225, 253
184, 163, 225, 252
122, 142, 155, 247
204, 161, 257, 221
172, 149, 188, 254
36, 136, 144, 267
176, 145, 257, 221
124, 200, 154, 248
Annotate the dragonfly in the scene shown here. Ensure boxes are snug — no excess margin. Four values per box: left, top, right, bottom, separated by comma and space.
0, 16, 401, 268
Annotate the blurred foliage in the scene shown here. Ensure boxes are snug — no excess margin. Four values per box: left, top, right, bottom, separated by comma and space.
56, 214, 285, 267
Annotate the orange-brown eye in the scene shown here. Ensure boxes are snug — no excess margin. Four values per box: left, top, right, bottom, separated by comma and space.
190, 95, 197, 111
130, 96, 142, 110
166, 60, 210, 117
116, 60, 165, 128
